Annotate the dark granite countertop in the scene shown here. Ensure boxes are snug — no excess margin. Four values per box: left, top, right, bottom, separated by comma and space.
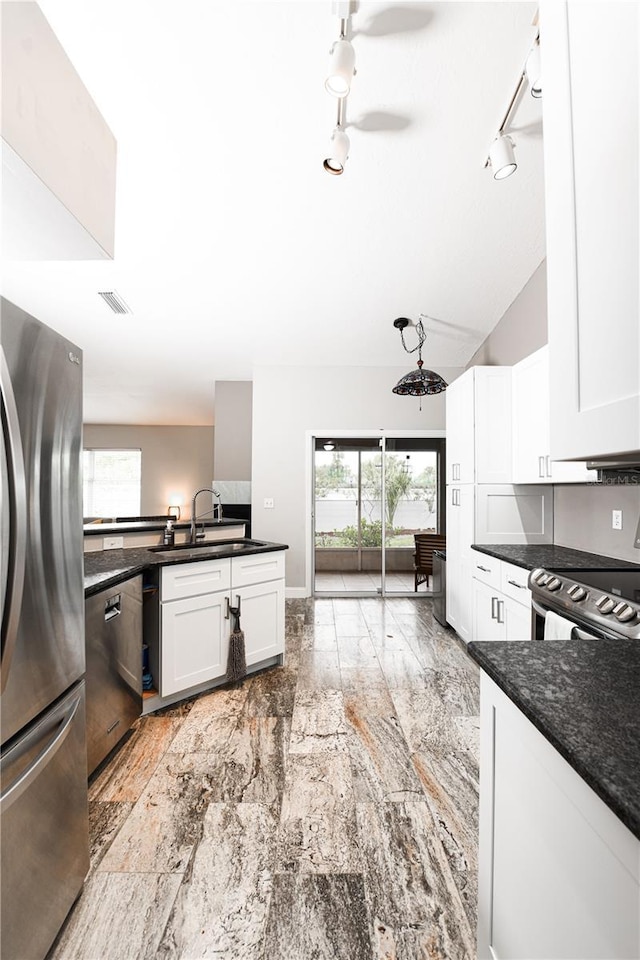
84, 518, 245, 536
84, 540, 288, 597
467, 639, 640, 840
472, 543, 640, 572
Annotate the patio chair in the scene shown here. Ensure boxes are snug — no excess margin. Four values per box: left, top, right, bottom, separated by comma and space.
414, 533, 446, 591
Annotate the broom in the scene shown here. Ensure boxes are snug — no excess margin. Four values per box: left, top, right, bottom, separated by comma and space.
226, 600, 247, 683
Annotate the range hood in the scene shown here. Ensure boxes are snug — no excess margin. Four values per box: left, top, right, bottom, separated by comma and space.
586, 452, 640, 481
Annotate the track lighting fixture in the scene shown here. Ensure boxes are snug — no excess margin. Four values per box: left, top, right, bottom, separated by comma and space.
489, 134, 517, 180
324, 113, 350, 175
325, 38, 355, 98
525, 41, 542, 98
323, 1, 357, 175
485, 30, 541, 181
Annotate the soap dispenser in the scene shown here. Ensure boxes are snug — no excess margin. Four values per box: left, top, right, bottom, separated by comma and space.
163, 518, 175, 546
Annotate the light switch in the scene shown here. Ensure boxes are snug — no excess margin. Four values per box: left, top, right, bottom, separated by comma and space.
263, 498, 274, 509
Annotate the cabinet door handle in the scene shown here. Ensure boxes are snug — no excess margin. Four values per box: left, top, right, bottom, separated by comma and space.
491, 597, 498, 620
225, 596, 230, 620
497, 600, 505, 624
538, 456, 545, 478
477, 565, 491, 573
236, 594, 241, 615
545, 455, 552, 478
507, 579, 526, 590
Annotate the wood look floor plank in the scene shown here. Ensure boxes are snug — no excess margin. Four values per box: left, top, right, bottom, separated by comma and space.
289, 689, 349, 754
275, 752, 361, 874
98, 747, 234, 874
262, 874, 373, 960
49, 873, 182, 960
88, 716, 183, 803
62, 596, 479, 960
87, 799, 134, 877
346, 712, 424, 803
356, 800, 476, 960
157, 802, 279, 960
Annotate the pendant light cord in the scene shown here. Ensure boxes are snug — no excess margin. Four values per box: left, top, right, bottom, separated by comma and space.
398, 319, 426, 360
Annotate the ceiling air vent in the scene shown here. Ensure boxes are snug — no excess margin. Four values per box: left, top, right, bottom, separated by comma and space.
98, 290, 131, 314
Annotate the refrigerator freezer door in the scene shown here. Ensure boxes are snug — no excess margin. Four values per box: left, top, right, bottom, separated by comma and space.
1, 299, 84, 745
1, 681, 89, 960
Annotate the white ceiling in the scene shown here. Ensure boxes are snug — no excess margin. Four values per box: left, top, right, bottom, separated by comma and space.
2, 0, 545, 425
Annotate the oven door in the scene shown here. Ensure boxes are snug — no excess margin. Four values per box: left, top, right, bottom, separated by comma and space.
531, 597, 616, 642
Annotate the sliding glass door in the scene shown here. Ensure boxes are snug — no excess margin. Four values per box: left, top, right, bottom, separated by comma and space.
313, 439, 382, 595
313, 436, 445, 596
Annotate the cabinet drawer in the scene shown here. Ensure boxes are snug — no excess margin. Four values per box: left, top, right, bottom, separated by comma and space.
500, 561, 531, 607
231, 550, 285, 588
161, 558, 231, 602
473, 553, 501, 589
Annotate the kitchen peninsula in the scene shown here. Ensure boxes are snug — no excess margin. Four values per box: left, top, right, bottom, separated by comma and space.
84, 538, 288, 715
83, 517, 246, 552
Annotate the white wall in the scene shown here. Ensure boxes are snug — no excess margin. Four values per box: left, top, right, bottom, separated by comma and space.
252, 364, 463, 592
213, 381, 252, 481
83, 424, 214, 519
1, 2, 116, 258
466, 259, 548, 368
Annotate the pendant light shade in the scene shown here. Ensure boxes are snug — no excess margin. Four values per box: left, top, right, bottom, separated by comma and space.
325, 39, 355, 98
323, 127, 350, 175
489, 134, 517, 180
392, 361, 448, 397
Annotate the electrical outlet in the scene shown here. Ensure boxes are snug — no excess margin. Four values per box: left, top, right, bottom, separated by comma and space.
103, 536, 124, 549
263, 498, 274, 509
612, 510, 623, 531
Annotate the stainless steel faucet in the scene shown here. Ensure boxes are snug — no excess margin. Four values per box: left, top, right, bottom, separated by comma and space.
190, 488, 222, 543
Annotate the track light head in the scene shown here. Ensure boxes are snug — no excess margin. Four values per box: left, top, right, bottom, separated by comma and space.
325, 39, 355, 98
323, 127, 350, 175
489, 134, 517, 180
525, 43, 542, 98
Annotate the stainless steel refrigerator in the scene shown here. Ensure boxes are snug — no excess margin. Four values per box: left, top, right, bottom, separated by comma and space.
1, 298, 89, 960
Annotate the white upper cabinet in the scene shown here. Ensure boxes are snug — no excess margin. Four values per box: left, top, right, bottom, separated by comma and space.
446, 367, 513, 484
512, 347, 597, 483
541, 2, 640, 460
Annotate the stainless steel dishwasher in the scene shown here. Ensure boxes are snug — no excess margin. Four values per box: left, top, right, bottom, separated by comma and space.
85, 576, 143, 774
432, 549, 447, 627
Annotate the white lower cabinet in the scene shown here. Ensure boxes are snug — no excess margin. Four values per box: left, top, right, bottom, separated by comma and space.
159, 551, 285, 699
231, 579, 285, 667
472, 559, 531, 642
161, 590, 229, 696
478, 673, 640, 960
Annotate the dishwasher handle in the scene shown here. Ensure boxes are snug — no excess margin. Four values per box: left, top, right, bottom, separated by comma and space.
104, 594, 121, 622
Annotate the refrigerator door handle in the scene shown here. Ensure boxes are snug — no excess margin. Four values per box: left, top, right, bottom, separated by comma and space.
0, 692, 81, 814
0, 346, 28, 693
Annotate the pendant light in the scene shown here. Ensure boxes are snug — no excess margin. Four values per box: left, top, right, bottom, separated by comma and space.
392, 317, 447, 409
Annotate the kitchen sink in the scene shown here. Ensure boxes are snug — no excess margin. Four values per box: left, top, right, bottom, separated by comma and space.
148, 538, 267, 559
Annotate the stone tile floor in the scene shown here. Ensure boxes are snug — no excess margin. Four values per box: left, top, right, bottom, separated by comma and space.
48, 597, 479, 960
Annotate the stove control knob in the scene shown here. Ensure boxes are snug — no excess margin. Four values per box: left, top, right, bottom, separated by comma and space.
531, 569, 548, 585
546, 577, 562, 592
567, 585, 587, 602
613, 602, 637, 623
595, 595, 616, 615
